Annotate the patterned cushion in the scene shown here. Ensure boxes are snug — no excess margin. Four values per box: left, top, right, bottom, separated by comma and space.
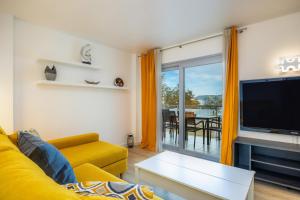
17, 131, 77, 184
65, 181, 154, 200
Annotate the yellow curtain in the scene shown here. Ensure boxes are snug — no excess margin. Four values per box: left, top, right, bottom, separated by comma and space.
140, 50, 157, 152
220, 26, 238, 165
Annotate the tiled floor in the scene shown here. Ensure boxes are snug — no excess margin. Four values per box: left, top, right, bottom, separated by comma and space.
163, 129, 221, 159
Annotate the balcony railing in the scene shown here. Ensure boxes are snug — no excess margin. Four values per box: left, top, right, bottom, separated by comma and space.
162, 105, 222, 117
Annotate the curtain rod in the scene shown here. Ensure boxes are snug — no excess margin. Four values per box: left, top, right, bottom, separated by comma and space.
138, 26, 247, 57
160, 27, 247, 52
159, 33, 223, 52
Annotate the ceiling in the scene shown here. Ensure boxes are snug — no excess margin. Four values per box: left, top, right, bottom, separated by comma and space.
1, 0, 300, 53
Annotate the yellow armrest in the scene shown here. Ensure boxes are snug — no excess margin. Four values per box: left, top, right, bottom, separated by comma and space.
74, 163, 125, 183
48, 133, 99, 149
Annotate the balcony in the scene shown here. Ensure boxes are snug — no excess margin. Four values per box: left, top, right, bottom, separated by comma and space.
162, 105, 222, 159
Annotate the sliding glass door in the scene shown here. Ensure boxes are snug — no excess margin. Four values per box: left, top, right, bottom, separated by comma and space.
161, 68, 179, 147
161, 55, 223, 161
184, 63, 223, 159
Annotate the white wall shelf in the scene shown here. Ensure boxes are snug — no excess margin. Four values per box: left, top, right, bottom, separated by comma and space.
38, 58, 101, 70
37, 80, 128, 90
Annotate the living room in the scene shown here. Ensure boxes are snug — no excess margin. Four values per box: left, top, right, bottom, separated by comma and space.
0, 1, 299, 200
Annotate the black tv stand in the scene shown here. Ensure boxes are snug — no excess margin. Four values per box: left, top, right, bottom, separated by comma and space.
234, 137, 300, 190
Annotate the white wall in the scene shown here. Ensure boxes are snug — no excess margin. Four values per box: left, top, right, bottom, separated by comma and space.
0, 14, 14, 133
129, 53, 139, 143
135, 56, 142, 144
14, 19, 136, 144
162, 36, 223, 64
238, 12, 300, 144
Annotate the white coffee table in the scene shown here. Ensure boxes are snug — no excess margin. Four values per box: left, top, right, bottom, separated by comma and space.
135, 151, 255, 200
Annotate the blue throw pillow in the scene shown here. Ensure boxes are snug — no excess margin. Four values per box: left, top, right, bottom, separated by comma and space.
17, 131, 77, 184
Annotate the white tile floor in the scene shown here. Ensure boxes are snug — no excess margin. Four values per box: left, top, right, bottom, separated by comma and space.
163, 129, 221, 159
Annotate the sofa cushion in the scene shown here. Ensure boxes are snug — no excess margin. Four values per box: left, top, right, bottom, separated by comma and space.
60, 141, 128, 169
0, 133, 19, 152
0, 126, 6, 135
74, 163, 125, 183
49, 133, 99, 149
7, 132, 18, 145
18, 132, 77, 184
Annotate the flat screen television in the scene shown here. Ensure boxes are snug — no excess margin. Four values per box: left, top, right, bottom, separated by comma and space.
240, 76, 300, 136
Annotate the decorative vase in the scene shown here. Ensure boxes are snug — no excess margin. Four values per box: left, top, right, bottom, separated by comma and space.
44, 65, 57, 81
127, 134, 134, 148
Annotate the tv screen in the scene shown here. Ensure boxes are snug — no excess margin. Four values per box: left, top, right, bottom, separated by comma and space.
240, 77, 300, 135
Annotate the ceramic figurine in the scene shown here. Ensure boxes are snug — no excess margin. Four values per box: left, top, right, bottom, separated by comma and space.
80, 44, 92, 64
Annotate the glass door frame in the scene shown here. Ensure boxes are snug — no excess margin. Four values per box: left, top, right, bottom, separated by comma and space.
161, 53, 223, 162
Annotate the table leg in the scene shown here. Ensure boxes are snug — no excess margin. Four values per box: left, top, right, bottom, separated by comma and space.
247, 177, 254, 200
218, 117, 221, 140
203, 121, 205, 145
206, 119, 210, 145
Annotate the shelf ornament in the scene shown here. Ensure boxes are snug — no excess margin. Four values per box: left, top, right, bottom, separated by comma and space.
80, 44, 92, 64
44, 65, 57, 81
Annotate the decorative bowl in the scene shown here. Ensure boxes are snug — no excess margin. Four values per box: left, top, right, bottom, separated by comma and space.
85, 80, 100, 85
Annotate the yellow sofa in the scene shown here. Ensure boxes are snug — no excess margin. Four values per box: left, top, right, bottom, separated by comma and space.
0, 130, 160, 200
48, 133, 128, 177
8, 132, 128, 177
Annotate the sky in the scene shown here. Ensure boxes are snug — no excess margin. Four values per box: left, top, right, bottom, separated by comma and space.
162, 63, 223, 96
